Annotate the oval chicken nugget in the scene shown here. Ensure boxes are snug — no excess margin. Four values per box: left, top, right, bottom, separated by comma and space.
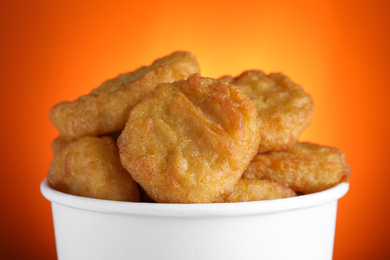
225, 178, 296, 202
242, 142, 351, 194
50, 51, 200, 139
118, 74, 260, 203
220, 70, 313, 152
48, 136, 139, 201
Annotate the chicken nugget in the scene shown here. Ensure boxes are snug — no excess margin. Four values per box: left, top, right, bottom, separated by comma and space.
48, 136, 139, 201
242, 142, 351, 194
50, 51, 200, 139
225, 178, 296, 202
220, 70, 313, 152
118, 74, 260, 203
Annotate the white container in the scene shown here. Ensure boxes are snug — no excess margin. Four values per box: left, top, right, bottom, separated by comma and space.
40, 179, 349, 260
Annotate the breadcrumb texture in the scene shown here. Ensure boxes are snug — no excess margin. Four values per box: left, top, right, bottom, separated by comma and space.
48, 136, 140, 201
118, 74, 260, 203
220, 70, 313, 152
49, 51, 200, 139
242, 142, 351, 194
51, 135, 72, 156
225, 178, 296, 202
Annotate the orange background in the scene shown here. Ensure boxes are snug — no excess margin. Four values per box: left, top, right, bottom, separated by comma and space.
1, 0, 389, 259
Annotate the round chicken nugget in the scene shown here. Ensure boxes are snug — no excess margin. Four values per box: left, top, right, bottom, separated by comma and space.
242, 142, 351, 194
118, 74, 260, 203
50, 51, 200, 140
225, 178, 296, 202
220, 70, 313, 152
48, 136, 139, 201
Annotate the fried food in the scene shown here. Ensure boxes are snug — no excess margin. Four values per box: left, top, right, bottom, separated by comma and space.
225, 178, 296, 202
51, 130, 122, 156
50, 51, 200, 140
219, 70, 313, 152
51, 136, 72, 156
118, 74, 260, 203
242, 142, 351, 194
48, 136, 139, 201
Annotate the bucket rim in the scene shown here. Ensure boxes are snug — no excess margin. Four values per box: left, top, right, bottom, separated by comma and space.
41, 179, 349, 217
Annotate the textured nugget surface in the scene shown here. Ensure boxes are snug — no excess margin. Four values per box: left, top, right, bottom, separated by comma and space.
50, 51, 200, 139
48, 136, 139, 201
51, 135, 72, 156
242, 142, 351, 194
220, 70, 313, 152
225, 178, 296, 202
118, 74, 260, 203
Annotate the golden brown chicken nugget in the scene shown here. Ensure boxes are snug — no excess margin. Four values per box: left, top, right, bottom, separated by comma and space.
242, 142, 351, 194
48, 136, 139, 201
50, 51, 200, 139
225, 178, 296, 202
220, 71, 313, 152
118, 74, 260, 203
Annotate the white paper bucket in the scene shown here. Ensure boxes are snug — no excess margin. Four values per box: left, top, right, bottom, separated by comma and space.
41, 179, 349, 260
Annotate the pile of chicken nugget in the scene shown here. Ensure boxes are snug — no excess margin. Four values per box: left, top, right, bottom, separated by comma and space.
48, 51, 351, 204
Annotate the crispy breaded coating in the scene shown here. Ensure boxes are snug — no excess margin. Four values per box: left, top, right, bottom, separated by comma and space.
50, 51, 200, 139
51, 135, 72, 156
220, 71, 313, 152
51, 130, 122, 156
48, 136, 139, 201
225, 178, 296, 202
242, 142, 351, 194
118, 74, 260, 203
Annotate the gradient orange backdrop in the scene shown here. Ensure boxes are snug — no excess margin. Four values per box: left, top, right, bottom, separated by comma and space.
1, 0, 389, 259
